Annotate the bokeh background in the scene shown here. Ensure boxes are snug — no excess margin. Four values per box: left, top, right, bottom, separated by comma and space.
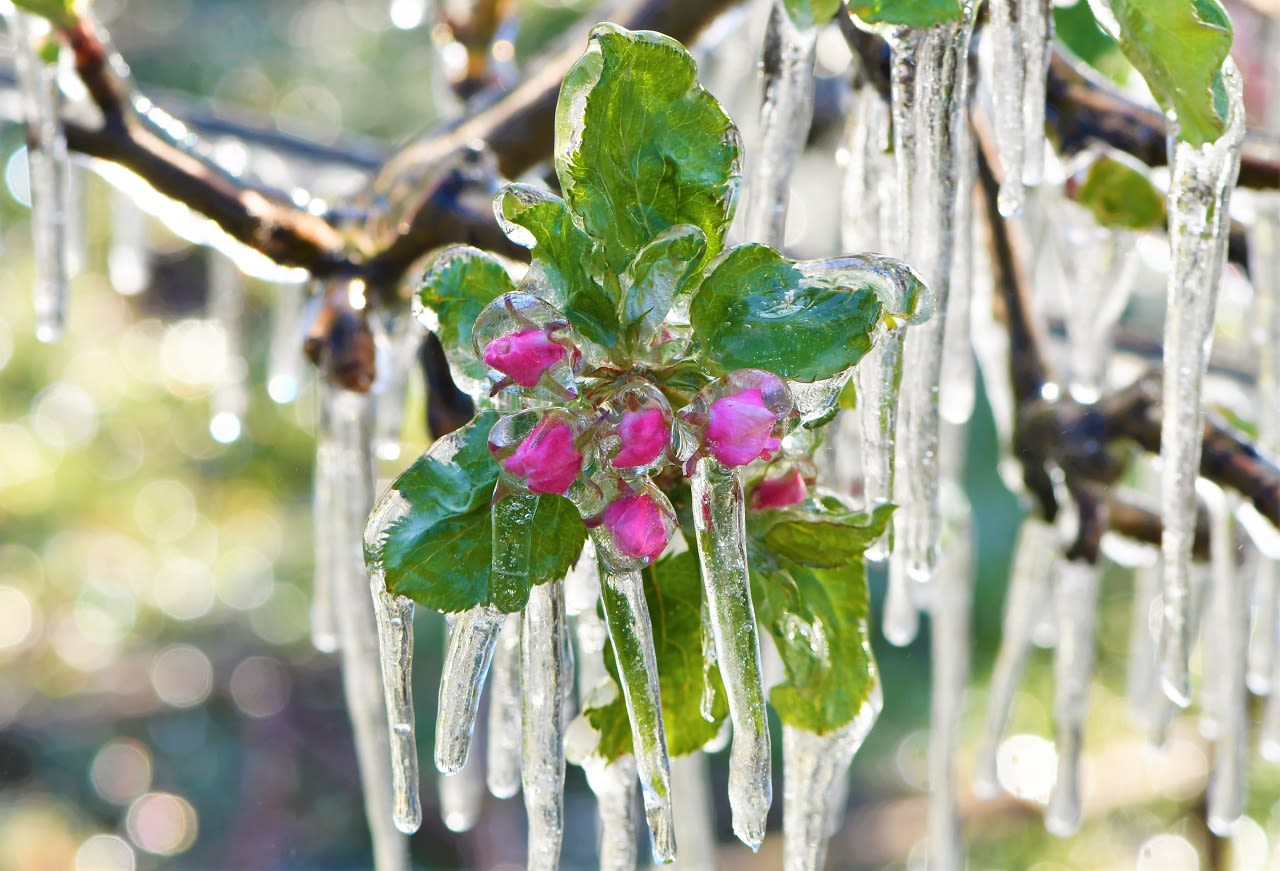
0, 1, 1278, 869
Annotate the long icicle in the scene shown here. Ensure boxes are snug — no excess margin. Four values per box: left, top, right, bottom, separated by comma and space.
781, 687, 882, 871
486, 612, 522, 799
435, 604, 505, 774
742, 0, 817, 248
690, 456, 771, 850
985, 0, 1026, 216
108, 187, 151, 296
521, 580, 568, 870
266, 281, 307, 405
323, 385, 408, 870
1126, 558, 1161, 728
364, 486, 422, 835
973, 515, 1059, 797
438, 725, 485, 833
312, 383, 343, 654
1044, 558, 1101, 837
1157, 62, 1246, 707
890, 5, 977, 590
1205, 491, 1248, 836
207, 252, 247, 444
669, 752, 718, 871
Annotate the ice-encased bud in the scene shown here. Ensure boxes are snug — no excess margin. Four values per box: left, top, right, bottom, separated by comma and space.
490, 408, 586, 496
585, 478, 677, 571
472, 292, 580, 399
750, 465, 808, 510
679, 369, 795, 469
592, 379, 674, 475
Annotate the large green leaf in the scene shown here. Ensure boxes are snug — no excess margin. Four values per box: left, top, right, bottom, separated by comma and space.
555, 24, 741, 274
377, 413, 586, 613
690, 244, 883, 381
1109, 0, 1233, 147
748, 503, 891, 734
1073, 154, 1166, 231
495, 184, 620, 348
418, 247, 515, 353
847, 0, 964, 28
586, 549, 730, 760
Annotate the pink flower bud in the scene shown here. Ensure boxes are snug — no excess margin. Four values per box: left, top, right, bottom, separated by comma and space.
751, 467, 808, 509
502, 417, 583, 495
611, 407, 669, 468
705, 388, 783, 467
602, 492, 670, 562
483, 328, 567, 388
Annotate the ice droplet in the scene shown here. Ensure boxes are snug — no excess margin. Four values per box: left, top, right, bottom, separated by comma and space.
1157, 62, 1246, 708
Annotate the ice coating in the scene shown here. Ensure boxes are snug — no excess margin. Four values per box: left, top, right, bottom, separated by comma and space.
486, 612, 522, 799
435, 605, 505, 774
781, 687, 881, 871
1205, 492, 1247, 836
521, 581, 568, 870
1157, 62, 1245, 708
1044, 559, 1101, 837
742, 0, 817, 248
690, 456, 772, 849
890, 7, 978, 587
974, 516, 1059, 797
472, 292, 581, 400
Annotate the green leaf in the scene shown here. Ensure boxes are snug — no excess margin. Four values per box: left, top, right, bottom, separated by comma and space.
1073, 154, 1166, 231
13, 0, 78, 27
690, 244, 883, 381
586, 550, 729, 760
783, 0, 841, 29
418, 246, 515, 353
621, 224, 707, 347
1109, 0, 1233, 146
377, 413, 586, 613
847, 0, 964, 28
755, 503, 895, 569
495, 184, 620, 348
555, 24, 741, 274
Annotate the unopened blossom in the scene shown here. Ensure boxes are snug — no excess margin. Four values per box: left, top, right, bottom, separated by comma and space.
751, 466, 808, 509
503, 417, 582, 495
602, 492, 669, 562
483, 327, 567, 388
612, 407, 669, 468
705, 388, 782, 467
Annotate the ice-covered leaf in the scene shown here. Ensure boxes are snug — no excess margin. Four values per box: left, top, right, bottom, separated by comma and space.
690, 244, 882, 381
586, 550, 730, 760
783, 0, 841, 29
847, 0, 965, 28
418, 247, 516, 353
1109, 0, 1233, 147
622, 224, 707, 347
1073, 154, 1166, 230
377, 413, 586, 613
555, 24, 741, 273
495, 184, 620, 348
755, 503, 895, 569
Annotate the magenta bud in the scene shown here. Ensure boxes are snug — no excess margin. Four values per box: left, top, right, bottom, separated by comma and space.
483, 327, 568, 388
499, 416, 583, 495
602, 491, 671, 563
611, 407, 669, 469
751, 466, 808, 509
706, 388, 784, 467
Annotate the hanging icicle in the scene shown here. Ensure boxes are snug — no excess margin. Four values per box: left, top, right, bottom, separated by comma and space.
668, 752, 718, 871
207, 252, 247, 445
1126, 559, 1161, 728
435, 604, 506, 774
742, 0, 818, 248
486, 612, 522, 799
1157, 62, 1246, 708
521, 580, 568, 870
438, 731, 485, 833
374, 313, 423, 461
10, 12, 70, 343
985, 0, 1052, 215
267, 281, 308, 404
108, 186, 151, 296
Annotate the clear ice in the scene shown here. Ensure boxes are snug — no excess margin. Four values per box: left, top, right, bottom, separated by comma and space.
1205, 490, 1247, 836
986, 0, 1052, 215
435, 604, 505, 775
207, 252, 247, 444
1157, 62, 1245, 708
108, 187, 151, 296
690, 457, 772, 850
486, 612, 523, 799
267, 281, 307, 405
521, 581, 568, 870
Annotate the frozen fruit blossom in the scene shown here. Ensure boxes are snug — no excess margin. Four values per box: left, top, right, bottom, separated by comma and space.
502, 417, 583, 495
611, 407, 669, 468
483, 328, 567, 388
751, 466, 808, 509
706, 388, 783, 467
602, 492, 670, 562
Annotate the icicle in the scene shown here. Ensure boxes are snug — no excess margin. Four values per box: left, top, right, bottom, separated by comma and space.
11, 13, 70, 342
322, 387, 408, 869
890, 6, 977, 587
438, 732, 484, 833
743, 1, 817, 248
1264, 622, 1280, 760
939, 117, 976, 428
1205, 492, 1248, 835
669, 753, 718, 871
207, 253, 247, 445
1019, 0, 1051, 188
311, 390, 342, 654
486, 612, 522, 799
1126, 560, 1161, 726
1044, 558, 1101, 837
591, 543, 676, 863
364, 486, 423, 835
1157, 62, 1246, 708
690, 457, 772, 850
374, 314, 422, 461
108, 187, 151, 296
985, 0, 1051, 216
582, 753, 639, 870
1248, 196, 1280, 694
267, 282, 307, 404
521, 581, 568, 870
435, 604, 505, 774
781, 688, 881, 871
